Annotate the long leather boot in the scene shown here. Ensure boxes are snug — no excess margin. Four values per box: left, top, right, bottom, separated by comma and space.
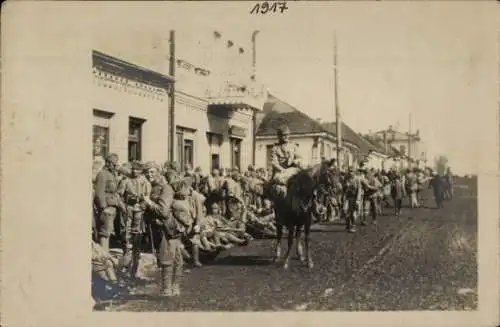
192, 244, 202, 268
99, 236, 110, 254
130, 251, 140, 280
172, 263, 182, 296
158, 265, 173, 297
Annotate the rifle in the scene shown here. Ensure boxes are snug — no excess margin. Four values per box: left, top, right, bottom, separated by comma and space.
148, 222, 158, 268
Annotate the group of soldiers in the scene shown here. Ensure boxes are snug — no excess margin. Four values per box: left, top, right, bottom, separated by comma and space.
91, 153, 274, 299
264, 125, 454, 234
91, 124, 454, 300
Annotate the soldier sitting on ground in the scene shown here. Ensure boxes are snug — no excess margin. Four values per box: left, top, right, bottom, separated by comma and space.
91, 240, 128, 303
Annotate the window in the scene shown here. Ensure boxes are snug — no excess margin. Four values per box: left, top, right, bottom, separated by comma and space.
230, 138, 241, 170
343, 151, 350, 168
176, 131, 184, 167
177, 127, 196, 169
93, 109, 113, 159
184, 139, 194, 169
211, 154, 220, 171
207, 132, 222, 171
93, 125, 109, 158
128, 117, 144, 162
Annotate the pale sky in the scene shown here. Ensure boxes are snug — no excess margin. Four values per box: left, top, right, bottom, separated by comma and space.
201, 3, 497, 175
88, 2, 498, 175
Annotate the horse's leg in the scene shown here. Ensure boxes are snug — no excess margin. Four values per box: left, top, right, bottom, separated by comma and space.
283, 225, 295, 270
295, 224, 305, 262
305, 216, 314, 269
273, 222, 283, 263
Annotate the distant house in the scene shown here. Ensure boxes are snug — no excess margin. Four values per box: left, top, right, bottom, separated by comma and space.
368, 126, 424, 161
255, 93, 361, 169
357, 134, 388, 170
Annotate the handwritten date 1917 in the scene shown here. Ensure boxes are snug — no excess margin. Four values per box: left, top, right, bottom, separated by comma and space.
250, 1, 289, 14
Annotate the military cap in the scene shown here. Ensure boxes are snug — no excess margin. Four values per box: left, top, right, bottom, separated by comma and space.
118, 162, 131, 176
247, 164, 255, 171
194, 166, 202, 173
231, 169, 240, 179
170, 161, 180, 172
171, 178, 189, 196
130, 160, 143, 170
165, 169, 181, 184
105, 153, 119, 163
143, 161, 160, 172
183, 175, 194, 187
277, 124, 291, 135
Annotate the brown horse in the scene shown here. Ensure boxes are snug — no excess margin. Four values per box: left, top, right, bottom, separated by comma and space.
266, 161, 333, 269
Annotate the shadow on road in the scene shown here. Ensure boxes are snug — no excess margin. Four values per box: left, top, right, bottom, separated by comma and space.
208, 255, 273, 266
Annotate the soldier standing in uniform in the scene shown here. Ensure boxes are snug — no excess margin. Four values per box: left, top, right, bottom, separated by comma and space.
444, 167, 454, 200
391, 171, 406, 216
94, 153, 125, 254
360, 169, 381, 225
343, 168, 360, 233
118, 160, 151, 281
407, 168, 419, 208
141, 162, 184, 297
428, 171, 445, 209
184, 173, 205, 268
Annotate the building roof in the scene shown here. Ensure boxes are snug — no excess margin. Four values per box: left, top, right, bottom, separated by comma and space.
362, 134, 390, 155
321, 122, 373, 154
258, 94, 366, 150
257, 94, 329, 136
92, 50, 175, 90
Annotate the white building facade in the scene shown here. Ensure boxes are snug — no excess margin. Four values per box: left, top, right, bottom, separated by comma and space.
91, 29, 265, 173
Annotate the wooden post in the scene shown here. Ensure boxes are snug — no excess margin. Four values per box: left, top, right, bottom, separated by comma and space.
334, 32, 342, 170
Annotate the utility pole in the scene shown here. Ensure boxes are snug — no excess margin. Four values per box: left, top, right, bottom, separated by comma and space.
408, 112, 412, 167
334, 32, 342, 170
251, 30, 260, 167
168, 30, 176, 163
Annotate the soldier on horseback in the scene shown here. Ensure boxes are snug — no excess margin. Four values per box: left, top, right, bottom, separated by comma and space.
269, 124, 302, 200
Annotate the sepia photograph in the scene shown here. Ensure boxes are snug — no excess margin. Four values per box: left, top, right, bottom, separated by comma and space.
1, 1, 499, 326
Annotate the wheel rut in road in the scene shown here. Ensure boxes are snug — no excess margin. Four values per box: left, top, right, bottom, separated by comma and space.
289, 218, 416, 311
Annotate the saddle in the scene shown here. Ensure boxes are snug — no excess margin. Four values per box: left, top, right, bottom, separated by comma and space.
272, 167, 301, 185
269, 167, 301, 202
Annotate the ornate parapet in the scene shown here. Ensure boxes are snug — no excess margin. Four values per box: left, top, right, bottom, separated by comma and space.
92, 50, 174, 102
205, 80, 266, 111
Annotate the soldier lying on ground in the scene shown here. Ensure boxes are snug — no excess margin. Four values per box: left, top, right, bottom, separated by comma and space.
246, 198, 277, 237
195, 203, 246, 251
